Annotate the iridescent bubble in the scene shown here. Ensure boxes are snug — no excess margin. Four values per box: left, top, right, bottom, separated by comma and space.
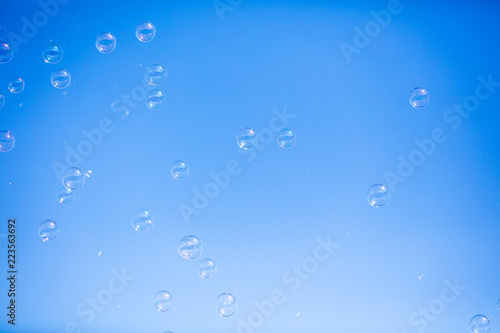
145, 64, 167, 85
96, 32, 116, 54
8, 77, 24, 93
51, 69, 71, 89
154, 290, 173, 312
367, 184, 389, 207
57, 186, 75, 204
198, 258, 217, 279
0, 42, 13, 64
136, 22, 156, 42
132, 209, 153, 231
277, 128, 296, 148
409, 87, 430, 109
43, 43, 63, 64
39, 220, 59, 242
236, 127, 258, 149
470, 315, 490, 333
178, 235, 203, 259
216, 293, 237, 317
146, 89, 165, 109
0, 131, 15, 152
0, 94, 4, 108
62, 167, 85, 191
171, 161, 189, 180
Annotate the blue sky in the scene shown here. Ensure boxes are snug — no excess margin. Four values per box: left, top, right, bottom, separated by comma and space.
0, 0, 499, 332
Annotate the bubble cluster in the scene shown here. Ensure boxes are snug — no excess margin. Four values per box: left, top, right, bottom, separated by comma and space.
0, 131, 15, 152
51, 69, 71, 89
470, 315, 490, 333
62, 167, 86, 191
236, 127, 258, 149
39, 220, 59, 242
154, 290, 173, 312
367, 184, 389, 207
146, 89, 165, 109
409, 87, 430, 109
145, 64, 167, 85
0, 94, 4, 108
198, 258, 217, 279
132, 209, 153, 231
171, 161, 189, 180
178, 235, 203, 259
216, 293, 237, 317
8, 77, 25, 93
0, 42, 13, 63
136, 22, 156, 42
43, 43, 64, 64
96, 32, 116, 54
57, 187, 75, 204
277, 128, 296, 148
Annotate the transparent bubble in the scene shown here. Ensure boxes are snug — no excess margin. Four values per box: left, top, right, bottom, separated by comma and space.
62, 167, 85, 191
132, 209, 153, 231
409, 87, 430, 109
236, 127, 258, 149
85, 169, 93, 178
367, 184, 389, 207
178, 235, 203, 259
0, 42, 13, 64
136, 22, 156, 42
51, 69, 71, 89
96, 32, 116, 54
145, 64, 167, 85
198, 258, 217, 279
43, 43, 63, 64
470, 315, 490, 333
171, 161, 189, 180
154, 290, 173, 312
146, 89, 165, 109
0, 131, 15, 152
8, 77, 24, 93
216, 293, 237, 317
57, 186, 75, 204
39, 220, 59, 242
0, 94, 4, 108
277, 128, 296, 148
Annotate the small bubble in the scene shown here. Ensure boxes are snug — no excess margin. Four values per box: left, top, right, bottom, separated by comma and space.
0, 94, 5, 108
39, 220, 59, 242
136, 22, 156, 42
51, 69, 71, 89
62, 167, 85, 191
96, 32, 116, 54
85, 169, 93, 178
154, 290, 173, 312
216, 293, 237, 317
418, 274, 423, 280
277, 128, 296, 148
43, 43, 63, 64
236, 127, 258, 149
146, 89, 165, 109
367, 184, 389, 207
145, 64, 167, 85
198, 258, 217, 279
8, 77, 25, 93
470, 315, 490, 333
57, 186, 75, 204
0, 131, 15, 152
98, 251, 102, 256
178, 235, 202, 259
171, 161, 189, 180
132, 209, 153, 231
18, 103, 22, 107
0, 42, 13, 63
409, 87, 430, 109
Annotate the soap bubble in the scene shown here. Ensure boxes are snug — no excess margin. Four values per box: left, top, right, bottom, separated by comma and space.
62, 167, 85, 191
171, 161, 189, 180
216, 293, 237, 317
0, 94, 4, 108
470, 315, 490, 333
51, 69, 71, 89
0, 42, 13, 63
8, 77, 24, 93
0, 131, 15, 152
85, 169, 93, 178
145, 64, 167, 85
96, 32, 116, 54
136, 22, 156, 42
277, 128, 296, 148
178, 235, 202, 259
367, 184, 389, 207
43, 43, 63, 64
57, 187, 75, 204
198, 258, 217, 279
154, 290, 173, 312
146, 89, 165, 109
236, 127, 258, 149
409, 87, 430, 109
39, 220, 59, 242
131, 209, 153, 231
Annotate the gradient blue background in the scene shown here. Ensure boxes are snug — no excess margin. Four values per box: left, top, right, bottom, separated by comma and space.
1, 0, 499, 332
